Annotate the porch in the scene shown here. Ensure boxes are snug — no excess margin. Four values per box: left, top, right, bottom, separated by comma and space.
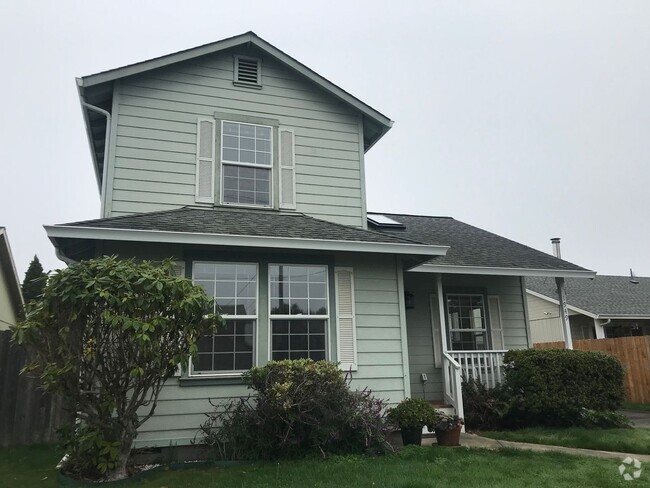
403, 272, 527, 419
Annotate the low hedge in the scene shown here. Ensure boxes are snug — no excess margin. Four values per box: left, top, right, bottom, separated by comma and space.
503, 349, 625, 427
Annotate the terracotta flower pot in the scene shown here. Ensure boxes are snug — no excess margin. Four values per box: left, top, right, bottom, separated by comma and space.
400, 426, 423, 446
435, 426, 461, 446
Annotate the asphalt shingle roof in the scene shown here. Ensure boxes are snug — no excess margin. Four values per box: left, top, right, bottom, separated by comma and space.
63, 207, 429, 246
370, 212, 589, 272
526, 275, 650, 317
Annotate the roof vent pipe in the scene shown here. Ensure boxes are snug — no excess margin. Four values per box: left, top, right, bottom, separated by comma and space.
551, 237, 562, 259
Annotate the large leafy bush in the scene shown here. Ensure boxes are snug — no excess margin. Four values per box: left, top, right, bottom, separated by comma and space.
200, 359, 393, 459
461, 376, 510, 431
503, 348, 625, 427
12, 257, 221, 480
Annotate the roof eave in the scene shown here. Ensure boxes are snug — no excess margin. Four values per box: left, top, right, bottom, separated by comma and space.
76, 78, 103, 192
0, 229, 25, 316
525, 289, 598, 318
45, 225, 449, 259
410, 263, 596, 279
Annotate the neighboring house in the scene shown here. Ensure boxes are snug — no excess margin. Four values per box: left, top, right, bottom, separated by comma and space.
44, 32, 594, 448
0, 228, 24, 330
527, 275, 650, 344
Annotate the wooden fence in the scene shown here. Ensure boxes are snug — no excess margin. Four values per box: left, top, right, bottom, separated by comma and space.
534, 336, 650, 404
0, 330, 70, 447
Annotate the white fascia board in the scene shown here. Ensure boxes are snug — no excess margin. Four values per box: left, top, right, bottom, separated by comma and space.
525, 289, 598, 318
45, 225, 449, 257
595, 314, 650, 320
410, 263, 596, 279
79, 32, 392, 131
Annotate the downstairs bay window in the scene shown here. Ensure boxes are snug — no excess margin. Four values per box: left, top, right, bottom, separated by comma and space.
192, 262, 257, 375
270, 264, 329, 361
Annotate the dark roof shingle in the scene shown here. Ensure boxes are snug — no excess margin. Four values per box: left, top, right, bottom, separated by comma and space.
370, 212, 589, 272
526, 275, 650, 316
63, 207, 430, 246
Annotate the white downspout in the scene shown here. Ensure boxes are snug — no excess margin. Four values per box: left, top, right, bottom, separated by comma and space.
79, 99, 112, 218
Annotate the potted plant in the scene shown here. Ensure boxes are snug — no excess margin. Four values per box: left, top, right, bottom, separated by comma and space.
434, 412, 464, 446
387, 398, 437, 446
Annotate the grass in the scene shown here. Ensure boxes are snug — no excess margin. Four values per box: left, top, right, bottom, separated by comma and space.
624, 402, 650, 412
0, 444, 645, 488
481, 427, 650, 455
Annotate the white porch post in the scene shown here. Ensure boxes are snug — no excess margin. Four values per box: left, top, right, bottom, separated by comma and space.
593, 318, 606, 339
555, 277, 573, 349
436, 274, 448, 353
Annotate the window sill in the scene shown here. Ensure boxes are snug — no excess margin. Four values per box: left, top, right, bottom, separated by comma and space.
178, 375, 246, 387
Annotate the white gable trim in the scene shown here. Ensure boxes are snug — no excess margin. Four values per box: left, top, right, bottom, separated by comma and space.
410, 263, 596, 279
45, 225, 448, 257
525, 289, 598, 318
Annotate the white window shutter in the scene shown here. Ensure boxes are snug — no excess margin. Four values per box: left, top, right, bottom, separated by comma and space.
488, 295, 505, 350
195, 118, 215, 203
335, 267, 357, 371
279, 127, 296, 209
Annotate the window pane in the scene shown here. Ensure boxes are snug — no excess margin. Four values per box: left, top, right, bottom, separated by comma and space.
215, 281, 236, 298
223, 122, 239, 136
214, 353, 233, 371
194, 263, 215, 280
256, 126, 271, 140
256, 139, 271, 152
240, 137, 255, 150
195, 281, 215, 298
291, 299, 308, 315
309, 299, 328, 315
215, 264, 237, 281
223, 148, 238, 161
256, 151, 271, 166
271, 319, 326, 362
237, 298, 256, 315
235, 353, 253, 370
222, 135, 239, 149
289, 282, 308, 298
240, 150, 255, 164
217, 298, 236, 315
214, 336, 234, 353
240, 124, 256, 138
255, 168, 270, 181
223, 164, 238, 177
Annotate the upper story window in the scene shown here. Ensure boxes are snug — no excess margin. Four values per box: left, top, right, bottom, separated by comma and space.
221, 121, 272, 207
192, 262, 258, 375
446, 294, 488, 351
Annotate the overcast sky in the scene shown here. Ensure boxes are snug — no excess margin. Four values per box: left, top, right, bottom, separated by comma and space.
1, 1, 649, 280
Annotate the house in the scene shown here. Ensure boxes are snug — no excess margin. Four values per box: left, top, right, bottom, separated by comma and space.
0, 227, 24, 330
44, 32, 594, 448
527, 275, 650, 344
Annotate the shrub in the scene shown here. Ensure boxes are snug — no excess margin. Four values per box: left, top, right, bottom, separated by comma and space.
503, 349, 625, 427
576, 408, 632, 429
462, 376, 510, 431
386, 398, 437, 431
200, 359, 393, 460
433, 412, 464, 432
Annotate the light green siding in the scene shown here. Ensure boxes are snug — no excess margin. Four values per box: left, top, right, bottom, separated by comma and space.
99, 242, 407, 448
106, 46, 365, 227
404, 273, 530, 402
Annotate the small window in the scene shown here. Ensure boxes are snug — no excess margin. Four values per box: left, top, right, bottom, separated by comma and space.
270, 265, 329, 361
234, 56, 261, 87
446, 293, 488, 351
221, 121, 272, 207
367, 213, 406, 229
192, 262, 258, 375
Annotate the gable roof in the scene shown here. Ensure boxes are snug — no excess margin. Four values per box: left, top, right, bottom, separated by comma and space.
369, 212, 594, 278
78, 31, 393, 190
45, 207, 449, 262
0, 228, 24, 321
526, 275, 650, 318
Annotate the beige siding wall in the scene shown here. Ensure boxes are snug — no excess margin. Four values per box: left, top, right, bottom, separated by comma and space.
526, 293, 588, 343
106, 46, 365, 227
0, 267, 18, 331
404, 273, 529, 402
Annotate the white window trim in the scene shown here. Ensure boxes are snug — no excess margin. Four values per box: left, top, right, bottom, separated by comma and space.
189, 261, 259, 378
446, 292, 490, 351
220, 120, 273, 209
267, 263, 330, 362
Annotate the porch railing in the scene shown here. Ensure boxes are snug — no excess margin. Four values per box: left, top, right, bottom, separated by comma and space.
448, 350, 508, 389
442, 352, 464, 427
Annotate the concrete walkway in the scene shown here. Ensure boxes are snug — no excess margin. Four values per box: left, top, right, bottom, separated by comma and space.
422, 433, 650, 463
622, 409, 650, 429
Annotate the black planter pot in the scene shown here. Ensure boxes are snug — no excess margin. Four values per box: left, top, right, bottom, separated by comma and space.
400, 427, 423, 446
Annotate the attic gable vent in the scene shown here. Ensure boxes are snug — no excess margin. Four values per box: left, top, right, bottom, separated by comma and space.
234, 56, 261, 87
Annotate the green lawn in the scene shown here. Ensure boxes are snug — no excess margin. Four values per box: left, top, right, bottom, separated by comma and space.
481, 427, 650, 455
624, 403, 650, 412
0, 444, 645, 488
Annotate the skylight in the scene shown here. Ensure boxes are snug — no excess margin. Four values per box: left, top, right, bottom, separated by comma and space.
367, 214, 405, 229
